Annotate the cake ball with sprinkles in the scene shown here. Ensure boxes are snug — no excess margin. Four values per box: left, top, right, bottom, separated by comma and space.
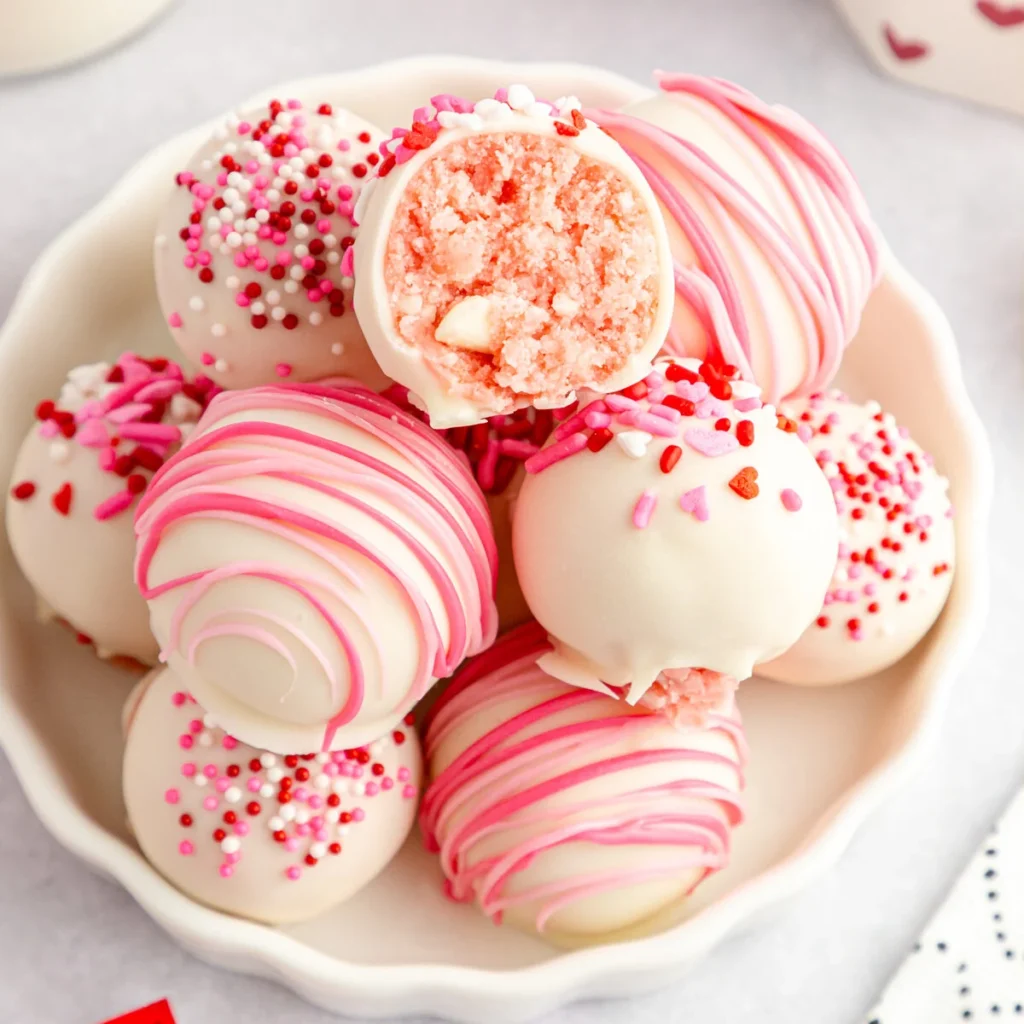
353, 86, 676, 427
758, 390, 955, 686
421, 623, 746, 947
6, 353, 216, 664
124, 667, 421, 924
134, 381, 499, 755
512, 358, 838, 711
155, 98, 390, 390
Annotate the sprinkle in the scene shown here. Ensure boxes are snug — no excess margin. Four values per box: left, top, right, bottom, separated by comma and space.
524, 432, 587, 473
659, 445, 682, 474
93, 490, 136, 521
615, 430, 652, 459
780, 488, 803, 512
10, 481, 35, 500
729, 467, 760, 500
736, 420, 755, 447
679, 486, 710, 522
632, 490, 658, 529
51, 483, 73, 516
684, 428, 739, 458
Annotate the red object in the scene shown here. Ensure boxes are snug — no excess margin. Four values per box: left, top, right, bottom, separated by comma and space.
100, 998, 177, 1024
977, 0, 1024, 27
883, 23, 931, 61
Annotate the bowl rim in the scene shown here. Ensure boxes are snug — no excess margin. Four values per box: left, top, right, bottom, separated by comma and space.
0, 53, 994, 1017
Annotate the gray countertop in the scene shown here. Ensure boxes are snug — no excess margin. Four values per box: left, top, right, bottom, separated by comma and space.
1, 0, 1022, 1021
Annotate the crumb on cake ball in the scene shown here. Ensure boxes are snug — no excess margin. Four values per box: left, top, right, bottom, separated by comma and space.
512, 358, 838, 705
421, 623, 746, 947
155, 98, 390, 390
134, 382, 498, 754
353, 87, 676, 428
590, 73, 881, 406
123, 667, 421, 924
758, 391, 955, 686
6, 353, 216, 664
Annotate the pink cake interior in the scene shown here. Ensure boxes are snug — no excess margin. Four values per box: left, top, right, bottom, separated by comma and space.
635, 667, 738, 728
383, 131, 662, 409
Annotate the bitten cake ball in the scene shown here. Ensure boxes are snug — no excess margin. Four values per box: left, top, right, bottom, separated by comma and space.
421, 623, 746, 947
758, 391, 955, 686
591, 73, 882, 405
124, 667, 421, 924
135, 382, 499, 754
353, 86, 676, 427
6, 354, 216, 664
512, 359, 838, 707
155, 98, 390, 390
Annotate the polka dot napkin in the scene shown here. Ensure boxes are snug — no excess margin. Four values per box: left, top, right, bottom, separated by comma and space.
866, 788, 1024, 1023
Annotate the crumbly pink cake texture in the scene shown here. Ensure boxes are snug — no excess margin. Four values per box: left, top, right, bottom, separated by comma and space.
383, 131, 662, 410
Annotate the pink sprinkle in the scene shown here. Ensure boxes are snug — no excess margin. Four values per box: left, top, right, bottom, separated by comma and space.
733, 397, 761, 413
647, 404, 681, 423
352, 808, 365, 822
234, 822, 249, 837
381, 777, 394, 790
203, 796, 218, 812
620, 411, 677, 438
178, 841, 194, 856
308, 796, 323, 810
222, 736, 237, 750
225, 852, 241, 864
397, 767, 411, 783
235, 293, 250, 308
679, 485, 710, 522
215, 778, 230, 793
171, 692, 186, 707
402, 785, 417, 799
684, 428, 739, 458
286, 867, 301, 881
200, 352, 215, 366
293, 787, 308, 802
246, 778, 261, 793
219, 865, 234, 879
93, 490, 136, 521
118, 422, 181, 443
632, 489, 658, 529
781, 489, 803, 512
178, 735, 193, 750
181, 762, 196, 777
275, 363, 293, 378
168, 313, 183, 328
97, 447, 117, 471
584, 410, 612, 429
38, 420, 59, 439
524, 432, 587, 474
340, 247, 355, 277
203, 764, 217, 778
284, 838, 300, 852
498, 439, 539, 460
863, 583, 877, 597
797, 424, 813, 443
604, 394, 639, 413
365, 782, 380, 797
164, 788, 180, 804
276, 251, 292, 266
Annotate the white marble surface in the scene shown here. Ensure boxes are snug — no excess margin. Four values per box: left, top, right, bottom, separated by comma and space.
0, 0, 1022, 1020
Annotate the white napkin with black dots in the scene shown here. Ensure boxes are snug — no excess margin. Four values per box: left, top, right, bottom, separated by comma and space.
866, 788, 1024, 1023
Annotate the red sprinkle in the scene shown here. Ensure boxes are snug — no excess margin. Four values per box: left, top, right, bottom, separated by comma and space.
736, 420, 755, 447
659, 445, 682, 474
587, 428, 614, 453
51, 482, 73, 516
728, 467, 760, 500
662, 394, 696, 417
11, 481, 36, 500
554, 120, 580, 137
665, 364, 699, 384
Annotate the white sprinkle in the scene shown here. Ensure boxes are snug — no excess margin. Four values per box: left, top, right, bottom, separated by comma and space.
309, 842, 327, 859
225, 275, 240, 290
48, 441, 70, 463
616, 430, 653, 459
324, 808, 340, 824
224, 786, 241, 804
260, 783, 275, 798
266, 766, 283, 782
313, 774, 330, 790
214, 359, 228, 373
330, 342, 343, 355
260, 752, 277, 768
294, 224, 310, 240
271, 307, 287, 321
284, 280, 299, 294
322, 233, 338, 249
250, 301, 266, 316
506, 84, 536, 111
255, 209, 270, 224
290, 265, 305, 280
198, 732, 213, 747
211, 322, 227, 338
265, 289, 281, 306
349, 781, 364, 796
327, 251, 341, 265
280, 804, 296, 822
221, 836, 241, 854
268, 816, 285, 832
188, 296, 205, 313
225, 232, 242, 248
293, 244, 310, 259
218, 208, 234, 224
295, 809, 310, 826
309, 311, 323, 327
193, 775, 207, 788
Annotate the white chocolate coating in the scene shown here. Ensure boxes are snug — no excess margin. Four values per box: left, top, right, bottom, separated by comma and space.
422, 624, 746, 947
123, 667, 421, 924
353, 90, 676, 427
155, 100, 391, 391
512, 359, 838, 692
759, 392, 955, 686
134, 383, 498, 753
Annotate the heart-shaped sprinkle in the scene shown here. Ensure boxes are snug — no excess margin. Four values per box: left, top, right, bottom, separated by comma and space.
729, 467, 759, 500
685, 428, 739, 458
51, 482, 73, 516
75, 418, 110, 448
616, 430, 652, 459
679, 485, 710, 522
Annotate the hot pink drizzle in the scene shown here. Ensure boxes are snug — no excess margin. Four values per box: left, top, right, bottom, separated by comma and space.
135, 382, 499, 749
421, 624, 747, 934
588, 74, 881, 404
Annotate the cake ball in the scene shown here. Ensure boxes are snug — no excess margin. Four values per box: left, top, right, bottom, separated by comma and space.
512, 358, 838, 704
155, 98, 390, 390
124, 666, 421, 924
353, 86, 676, 428
758, 391, 955, 686
6, 354, 216, 664
135, 382, 499, 753
591, 73, 882, 405
421, 623, 746, 947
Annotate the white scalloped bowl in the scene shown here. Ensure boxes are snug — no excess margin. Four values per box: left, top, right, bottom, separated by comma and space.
0, 57, 992, 1022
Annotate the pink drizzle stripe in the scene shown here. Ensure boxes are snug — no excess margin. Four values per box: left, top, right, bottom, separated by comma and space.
135, 382, 498, 749
421, 623, 747, 933
587, 74, 881, 404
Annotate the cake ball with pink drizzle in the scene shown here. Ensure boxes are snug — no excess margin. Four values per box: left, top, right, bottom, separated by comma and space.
155, 98, 390, 390
353, 86, 676, 428
124, 666, 421, 924
421, 623, 746, 947
134, 382, 499, 754
512, 358, 838, 711
758, 391, 955, 686
6, 353, 216, 664
590, 73, 882, 405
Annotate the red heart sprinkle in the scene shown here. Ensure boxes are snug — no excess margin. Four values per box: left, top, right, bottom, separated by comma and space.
51, 482, 73, 516
729, 467, 760, 500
